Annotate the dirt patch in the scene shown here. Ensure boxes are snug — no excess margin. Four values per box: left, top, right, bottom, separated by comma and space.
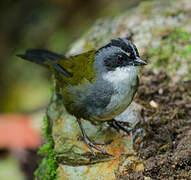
122, 69, 191, 179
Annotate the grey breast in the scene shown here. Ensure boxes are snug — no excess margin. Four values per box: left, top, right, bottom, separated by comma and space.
78, 78, 115, 121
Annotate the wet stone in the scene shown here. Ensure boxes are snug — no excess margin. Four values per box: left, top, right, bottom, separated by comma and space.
49, 90, 146, 179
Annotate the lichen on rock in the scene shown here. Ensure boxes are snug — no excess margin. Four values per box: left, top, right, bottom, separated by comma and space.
35, 0, 191, 179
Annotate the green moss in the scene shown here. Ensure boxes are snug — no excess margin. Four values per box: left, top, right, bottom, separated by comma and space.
182, 45, 191, 58
83, 40, 96, 50
34, 115, 58, 180
148, 28, 191, 72
169, 29, 191, 42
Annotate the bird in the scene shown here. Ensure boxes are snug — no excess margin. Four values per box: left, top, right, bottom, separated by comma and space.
17, 37, 147, 154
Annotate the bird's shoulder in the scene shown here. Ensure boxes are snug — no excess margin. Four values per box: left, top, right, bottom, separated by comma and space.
53, 50, 97, 86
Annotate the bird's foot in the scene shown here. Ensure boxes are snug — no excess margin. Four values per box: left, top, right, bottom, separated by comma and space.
76, 118, 112, 155
83, 135, 112, 155
108, 119, 130, 134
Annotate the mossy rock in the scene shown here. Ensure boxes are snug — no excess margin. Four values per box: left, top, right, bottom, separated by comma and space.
35, 0, 191, 179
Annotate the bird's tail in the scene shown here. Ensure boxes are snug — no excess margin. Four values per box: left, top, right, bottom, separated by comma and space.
17, 49, 73, 77
17, 49, 65, 67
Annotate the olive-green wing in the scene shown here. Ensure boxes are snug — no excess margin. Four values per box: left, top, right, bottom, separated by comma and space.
48, 50, 97, 86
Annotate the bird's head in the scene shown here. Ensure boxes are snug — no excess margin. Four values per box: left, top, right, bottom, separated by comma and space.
95, 38, 147, 72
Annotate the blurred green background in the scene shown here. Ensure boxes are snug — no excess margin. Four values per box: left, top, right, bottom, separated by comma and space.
0, 0, 143, 113
0, 0, 145, 179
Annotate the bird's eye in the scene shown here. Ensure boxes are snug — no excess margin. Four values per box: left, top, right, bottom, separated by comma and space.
117, 55, 124, 61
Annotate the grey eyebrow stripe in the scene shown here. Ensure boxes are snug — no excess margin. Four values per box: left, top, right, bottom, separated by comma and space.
119, 48, 130, 56
130, 43, 137, 56
121, 38, 136, 56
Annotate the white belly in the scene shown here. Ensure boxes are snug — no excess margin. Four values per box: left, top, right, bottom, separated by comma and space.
100, 66, 138, 120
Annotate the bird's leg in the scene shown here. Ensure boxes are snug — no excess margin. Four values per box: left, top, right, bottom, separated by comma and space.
76, 118, 108, 155
108, 119, 131, 134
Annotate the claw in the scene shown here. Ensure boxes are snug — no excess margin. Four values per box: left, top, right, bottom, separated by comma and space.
76, 118, 111, 155
108, 119, 130, 134
84, 135, 107, 154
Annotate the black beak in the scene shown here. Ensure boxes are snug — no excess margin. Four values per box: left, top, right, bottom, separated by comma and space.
134, 57, 147, 66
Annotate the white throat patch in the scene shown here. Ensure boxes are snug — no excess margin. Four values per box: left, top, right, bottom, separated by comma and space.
102, 66, 138, 85
101, 66, 139, 119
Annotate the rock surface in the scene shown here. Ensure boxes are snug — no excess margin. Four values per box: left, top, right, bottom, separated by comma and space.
51, 93, 144, 179
35, 0, 191, 179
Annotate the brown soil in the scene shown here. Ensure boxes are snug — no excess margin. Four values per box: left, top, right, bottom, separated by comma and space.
121, 70, 191, 180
